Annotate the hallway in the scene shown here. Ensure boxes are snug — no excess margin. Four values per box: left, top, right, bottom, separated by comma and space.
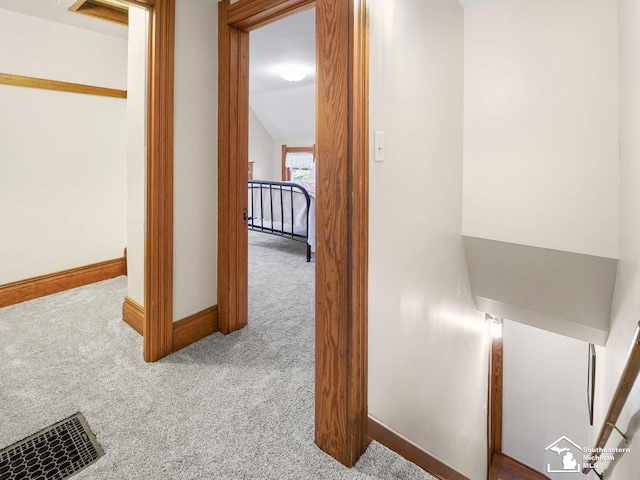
0, 234, 433, 479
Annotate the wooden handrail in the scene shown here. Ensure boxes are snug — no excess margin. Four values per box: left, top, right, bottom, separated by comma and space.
583, 321, 640, 474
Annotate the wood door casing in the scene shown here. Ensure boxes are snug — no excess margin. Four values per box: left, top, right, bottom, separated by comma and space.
218, 0, 249, 334
218, 0, 369, 467
315, 0, 369, 465
488, 335, 503, 471
142, 0, 175, 362
116, 0, 175, 363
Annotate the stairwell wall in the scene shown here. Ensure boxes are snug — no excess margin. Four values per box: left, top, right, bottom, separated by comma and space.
369, 1, 489, 478
462, 0, 620, 259
593, 0, 640, 477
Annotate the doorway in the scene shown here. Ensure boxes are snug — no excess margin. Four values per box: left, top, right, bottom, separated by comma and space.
117, 0, 174, 363
218, 0, 369, 467
247, 5, 316, 320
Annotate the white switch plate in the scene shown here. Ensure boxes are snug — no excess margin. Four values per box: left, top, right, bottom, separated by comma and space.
374, 131, 384, 162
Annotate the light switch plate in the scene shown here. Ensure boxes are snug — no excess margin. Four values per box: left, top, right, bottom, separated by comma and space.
374, 131, 384, 162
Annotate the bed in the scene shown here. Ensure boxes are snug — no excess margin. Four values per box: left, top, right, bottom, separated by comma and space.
247, 180, 316, 261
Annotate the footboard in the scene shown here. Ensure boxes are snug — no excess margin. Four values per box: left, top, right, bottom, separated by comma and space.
248, 180, 312, 262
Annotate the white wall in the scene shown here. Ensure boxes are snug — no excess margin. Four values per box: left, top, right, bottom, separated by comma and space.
0, 8, 126, 89
0, 8, 127, 284
462, 0, 619, 259
249, 107, 274, 180
126, 6, 148, 306
592, 1, 640, 477
369, 1, 489, 478
272, 139, 315, 181
173, 0, 218, 320
502, 320, 590, 478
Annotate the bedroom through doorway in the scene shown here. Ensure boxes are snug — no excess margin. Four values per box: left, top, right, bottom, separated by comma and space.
246, 7, 317, 371
218, 0, 369, 465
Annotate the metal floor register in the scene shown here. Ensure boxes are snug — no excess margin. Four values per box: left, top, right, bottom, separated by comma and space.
0, 413, 104, 480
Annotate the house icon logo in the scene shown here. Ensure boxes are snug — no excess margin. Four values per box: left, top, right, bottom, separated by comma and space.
545, 436, 582, 473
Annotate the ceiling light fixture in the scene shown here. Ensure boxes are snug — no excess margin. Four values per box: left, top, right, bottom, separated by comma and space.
278, 65, 309, 82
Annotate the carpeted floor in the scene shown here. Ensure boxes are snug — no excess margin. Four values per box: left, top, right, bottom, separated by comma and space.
0, 232, 435, 479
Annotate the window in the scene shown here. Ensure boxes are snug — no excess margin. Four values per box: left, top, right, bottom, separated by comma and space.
282, 145, 315, 182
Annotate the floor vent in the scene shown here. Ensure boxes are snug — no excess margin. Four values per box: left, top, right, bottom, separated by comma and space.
0, 413, 104, 480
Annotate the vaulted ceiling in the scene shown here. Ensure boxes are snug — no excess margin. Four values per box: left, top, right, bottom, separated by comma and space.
249, 7, 315, 141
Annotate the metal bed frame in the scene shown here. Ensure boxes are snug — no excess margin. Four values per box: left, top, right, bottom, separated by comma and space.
248, 180, 312, 262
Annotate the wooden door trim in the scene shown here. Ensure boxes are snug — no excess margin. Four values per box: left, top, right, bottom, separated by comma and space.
125, 0, 156, 7
218, 0, 369, 467
227, 0, 315, 30
218, 0, 250, 334
488, 335, 504, 470
315, 0, 369, 465
127, 0, 175, 362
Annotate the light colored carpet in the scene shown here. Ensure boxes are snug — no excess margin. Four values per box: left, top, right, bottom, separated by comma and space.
0, 232, 436, 479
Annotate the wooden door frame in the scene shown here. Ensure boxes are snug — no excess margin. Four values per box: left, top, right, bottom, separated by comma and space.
122, 0, 175, 362
488, 334, 503, 473
218, 0, 370, 467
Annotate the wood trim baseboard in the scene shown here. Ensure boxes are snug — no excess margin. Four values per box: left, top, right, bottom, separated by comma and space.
0, 73, 127, 99
172, 306, 219, 352
121, 301, 218, 352
0, 258, 126, 308
489, 453, 551, 480
367, 417, 470, 480
122, 296, 144, 335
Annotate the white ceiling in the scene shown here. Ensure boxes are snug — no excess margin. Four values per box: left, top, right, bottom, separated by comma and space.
249, 8, 315, 141
249, 8, 315, 95
0, 0, 127, 39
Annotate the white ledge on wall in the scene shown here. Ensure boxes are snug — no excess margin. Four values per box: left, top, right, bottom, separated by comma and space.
463, 236, 618, 346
